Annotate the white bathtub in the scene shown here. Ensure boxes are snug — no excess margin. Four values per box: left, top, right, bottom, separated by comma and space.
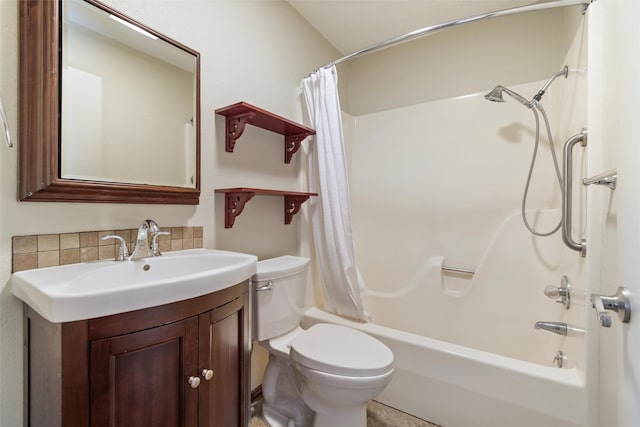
303, 307, 587, 427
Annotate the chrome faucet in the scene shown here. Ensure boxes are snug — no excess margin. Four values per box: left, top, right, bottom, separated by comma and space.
534, 321, 568, 336
128, 222, 154, 260
534, 321, 585, 337
101, 220, 169, 261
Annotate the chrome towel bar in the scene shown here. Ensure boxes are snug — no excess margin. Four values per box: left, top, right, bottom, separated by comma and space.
583, 169, 617, 190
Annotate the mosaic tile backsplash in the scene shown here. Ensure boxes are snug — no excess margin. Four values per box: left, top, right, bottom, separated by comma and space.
12, 226, 203, 273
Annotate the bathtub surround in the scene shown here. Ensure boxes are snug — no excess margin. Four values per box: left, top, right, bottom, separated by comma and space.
328, 6, 588, 424
305, 307, 586, 427
301, 65, 368, 322
12, 227, 203, 272
337, 79, 588, 425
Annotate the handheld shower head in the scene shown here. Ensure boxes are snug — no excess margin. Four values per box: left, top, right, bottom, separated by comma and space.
484, 86, 506, 103
484, 85, 533, 108
484, 65, 571, 107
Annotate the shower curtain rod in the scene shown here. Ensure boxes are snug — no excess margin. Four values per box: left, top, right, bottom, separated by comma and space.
313, 0, 591, 72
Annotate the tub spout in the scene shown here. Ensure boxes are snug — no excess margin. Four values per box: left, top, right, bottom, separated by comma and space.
534, 321, 568, 336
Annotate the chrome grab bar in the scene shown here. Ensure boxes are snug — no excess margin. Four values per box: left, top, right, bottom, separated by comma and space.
562, 130, 587, 257
583, 169, 617, 190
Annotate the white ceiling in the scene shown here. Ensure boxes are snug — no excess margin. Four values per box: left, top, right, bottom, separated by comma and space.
286, 0, 555, 55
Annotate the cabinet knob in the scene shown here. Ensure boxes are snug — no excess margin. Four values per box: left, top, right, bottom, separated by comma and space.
188, 376, 201, 388
201, 369, 214, 381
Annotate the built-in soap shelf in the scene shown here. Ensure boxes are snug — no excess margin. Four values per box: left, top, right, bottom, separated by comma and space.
215, 102, 316, 163
215, 188, 317, 228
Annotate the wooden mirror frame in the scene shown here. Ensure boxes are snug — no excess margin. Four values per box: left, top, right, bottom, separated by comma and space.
19, 0, 201, 204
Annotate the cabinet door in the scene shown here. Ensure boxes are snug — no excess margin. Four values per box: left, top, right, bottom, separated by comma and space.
198, 294, 250, 427
90, 317, 199, 427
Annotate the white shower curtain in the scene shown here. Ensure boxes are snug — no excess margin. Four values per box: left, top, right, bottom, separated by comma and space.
301, 65, 369, 322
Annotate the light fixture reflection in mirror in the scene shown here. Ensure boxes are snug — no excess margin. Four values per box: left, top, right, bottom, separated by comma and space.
61, 0, 197, 188
108, 14, 158, 40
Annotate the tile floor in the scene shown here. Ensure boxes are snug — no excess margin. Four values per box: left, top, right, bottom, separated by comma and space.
250, 400, 440, 427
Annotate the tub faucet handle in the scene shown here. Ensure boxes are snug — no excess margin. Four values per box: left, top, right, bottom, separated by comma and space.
544, 276, 571, 309
590, 287, 631, 328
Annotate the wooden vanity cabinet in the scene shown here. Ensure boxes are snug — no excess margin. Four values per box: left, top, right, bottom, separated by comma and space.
25, 281, 251, 427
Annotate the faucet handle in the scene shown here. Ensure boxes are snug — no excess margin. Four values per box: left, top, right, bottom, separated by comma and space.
544, 276, 571, 309
150, 231, 171, 256
101, 235, 129, 261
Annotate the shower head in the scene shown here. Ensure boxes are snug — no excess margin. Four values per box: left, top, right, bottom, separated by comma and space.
484, 86, 506, 102
484, 65, 571, 107
484, 85, 533, 108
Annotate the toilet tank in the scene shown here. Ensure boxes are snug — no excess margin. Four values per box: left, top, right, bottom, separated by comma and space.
253, 256, 310, 342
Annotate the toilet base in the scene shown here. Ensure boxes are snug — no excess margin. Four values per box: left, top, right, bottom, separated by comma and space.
261, 353, 314, 427
263, 402, 310, 427
312, 404, 366, 427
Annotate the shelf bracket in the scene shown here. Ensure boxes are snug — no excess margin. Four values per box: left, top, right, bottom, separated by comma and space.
216, 102, 315, 163
216, 188, 317, 228
225, 112, 256, 152
284, 133, 309, 164
223, 191, 255, 228
284, 194, 311, 224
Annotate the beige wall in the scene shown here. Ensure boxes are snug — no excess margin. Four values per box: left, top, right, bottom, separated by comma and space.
0, 0, 338, 424
343, 7, 581, 115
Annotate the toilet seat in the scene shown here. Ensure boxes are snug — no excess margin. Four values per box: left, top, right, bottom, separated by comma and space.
290, 323, 393, 377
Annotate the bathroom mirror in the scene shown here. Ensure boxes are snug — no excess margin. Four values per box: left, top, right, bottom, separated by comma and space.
19, 0, 201, 204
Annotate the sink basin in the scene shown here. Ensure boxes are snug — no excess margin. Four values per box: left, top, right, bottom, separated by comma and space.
10, 249, 257, 323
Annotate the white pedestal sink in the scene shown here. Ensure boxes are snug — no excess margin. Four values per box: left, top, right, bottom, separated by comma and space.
10, 248, 257, 322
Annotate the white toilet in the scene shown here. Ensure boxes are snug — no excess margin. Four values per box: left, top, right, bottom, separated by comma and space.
253, 256, 394, 427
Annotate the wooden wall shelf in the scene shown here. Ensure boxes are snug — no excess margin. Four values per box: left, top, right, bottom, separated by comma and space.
215, 102, 315, 163
215, 188, 317, 228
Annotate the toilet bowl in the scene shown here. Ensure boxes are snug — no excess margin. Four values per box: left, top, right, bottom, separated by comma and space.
253, 256, 394, 427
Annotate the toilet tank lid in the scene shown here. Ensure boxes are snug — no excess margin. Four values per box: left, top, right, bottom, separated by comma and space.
254, 255, 310, 282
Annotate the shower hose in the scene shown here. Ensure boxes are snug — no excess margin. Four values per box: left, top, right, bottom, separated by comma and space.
521, 101, 563, 236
